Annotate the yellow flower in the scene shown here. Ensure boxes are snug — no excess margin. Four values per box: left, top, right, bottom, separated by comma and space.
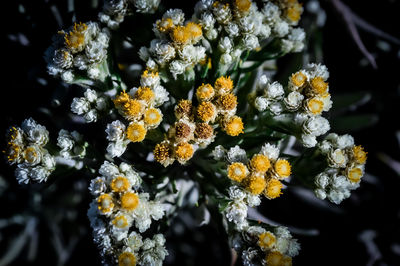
112, 215, 129, 228
110, 176, 131, 193
97, 193, 114, 214
175, 99, 193, 119
154, 142, 172, 163
118, 251, 136, 266
265, 251, 292, 266
194, 123, 214, 139
64, 22, 87, 52
286, 2, 303, 23
126, 123, 147, 142
157, 17, 174, 33
175, 142, 194, 162
250, 154, 271, 174
244, 174, 267, 195
120, 192, 139, 211
196, 83, 215, 101
264, 178, 283, 199
234, 0, 252, 13
135, 87, 155, 103
274, 159, 291, 179
217, 93, 237, 111
197, 101, 216, 122
305, 98, 324, 115
346, 167, 363, 183
258, 231, 276, 250
352, 145, 367, 164
290, 71, 307, 87
170, 25, 191, 45
223, 116, 244, 136
185, 22, 203, 41
144, 108, 162, 127
310, 76, 328, 95
227, 162, 248, 182
214, 76, 234, 93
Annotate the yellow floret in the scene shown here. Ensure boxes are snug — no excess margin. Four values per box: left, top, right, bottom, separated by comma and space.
23, 146, 39, 164
214, 76, 234, 93
157, 17, 175, 33
144, 108, 162, 127
352, 145, 367, 164
264, 178, 283, 199
110, 176, 131, 193
175, 142, 194, 161
224, 116, 244, 136
171, 25, 191, 45
5, 142, 21, 163
286, 2, 303, 23
274, 159, 291, 178
291, 71, 307, 87
126, 123, 147, 142
97, 193, 114, 214
154, 142, 172, 163
175, 99, 193, 119
197, 101, 216, 122
347, 167, 363, 183
306, 98, 324, 115
258, 231, 276, 250
310, 76, 328, 95
142, 69, 159, 79
234, 0, 252, 13
135, 87, 155, 103
112, 215, 129, 228
185, 22, 203, 41
64, 22, 87, 51
120, 192, 139, 211
250, 154, 271, 174
196, 83, 215, 101
113, 91, 131, 109
265, 251, 292, 266
227, 162, 248, 182
244, 174, 267, 195
218, 93, 237, 110
118, 251, 136, 266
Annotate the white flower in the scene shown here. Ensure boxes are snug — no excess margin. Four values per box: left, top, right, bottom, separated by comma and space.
87, 67, 101, 79
330, 174, 350, 190
152, 85, 169, 106
264, 81, 284, 100
302, 116, 330, 136
154, 42, 176, 65
53, 48, 73, 69
89, 176, 107, 196
105, 120, 126, 141
71, 97, 90, 115
133, 0, 160, 14
42, 153, 56, 169
227, 145, 247, 163
268, 102, 284, 115
84, 109, 98, 123
84, 89, 98, 103
138, 46, 150, 61
220, 53, 232, 65
199, 12, 215, 30
335, 134, 355, 149
306, 63, 329, 80
140, 234, 168, 266
228, 186, 246, 201
273, 20, 289, 37
225, 200, 248, 229
124, 231, 143, 252
212, 145, 227, 160
99, 161, 120, 178
260, 143, 280, 161
96, 97, 107, 111
61, 70, 75, 83
57, 129, 75, 152
287, 238, 301, 257
284, 91, 304, 111
254, 96, 268, 111
225, 23, 240, 37
318, 140, 332, 154
327, 189, 345, 204
327, 149, 348, 168
218, 36, 233, 53
163, 9, 185, 25
15, 165, 30, 184
169, 60, 186, 78
257, 75, 269, 90
262, 2, 280, 23
21, 118, 49, 146
314, 188, 327, 200
315, 172, 330, 189
301, 134, 317, 148
242, 34, 259, 50
106, 140, 128, 158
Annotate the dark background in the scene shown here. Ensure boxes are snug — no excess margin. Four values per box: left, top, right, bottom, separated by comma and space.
1, 0, 399, 265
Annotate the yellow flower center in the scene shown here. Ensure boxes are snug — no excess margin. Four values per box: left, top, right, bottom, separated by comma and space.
175, 122, 192, 139
175, 142, 194, 161
135, 87, 155, 103
170, 25, 191, 45
113, 91, 131, 109
234, 0, 252, 13
214, 76, 234, 93
197, 102, 216, 122
274, 159, 291, 178
23, 146, 39, 164
306, 98, 324, 115
264, 178, 283, 199
286, 2, 303, 23
347, 167, 363, 183
64, 22, 87, 51
126, 123, 147, 142
144, 108, 162, 127
175, 100, 193, 118
291, 71, 307, 87
224, 116, 244, 136
310, 76, 328, 95
196, 83, 215, 101
244, 174, 267, 195
250, 154, 271, 174
157, 17, 174, 33
194, 123, 214, 139
185, 22, 203, 41
118, 251, 136, 266
112, 215, 129, 228
265, 251, 292, 266
218, 93, 237, 110
6, 142, 21, 163
97, 193, 114, 213
258, 231, 276, 250
120, 192, 139, 211
154, 142, 172, 163
142, 69, 159, 79
227, 162, 248, 182
352, 145, 367, 164
110, 176, 131, 193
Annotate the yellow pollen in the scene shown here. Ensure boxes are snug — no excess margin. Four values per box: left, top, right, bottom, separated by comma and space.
126, 123, 147, 142
197, 102, 216, 122
347, 167, 363, 183
352, 145, 367, 164
157, 17, 174, 33
227, 162, 248, 182
110, 176, 130, 193
97, 194, 114, 213
194, 123, 214, 139
120, 192, 139, 211
175, 142, 194, 161
112, 215, 129, 228
264, 178, 283, 199
244, 174, 267, 195
274, 159, 291, 178
185, 22, 203, 40
224, 116, 244, 136
250, 154, 271, 174
154, 142, 172, 163
73, 22, 88, 32
218, 93, 237, 110
175, 99, 193, 118
6, 143, 21, 162
64, 22, 87, 51
174, 122, 192, 139
214, 76, 234, 93
265, 251, 292, 266
118, 251, 136, 266
135, 87, 155, 103
142, 69, 159, 78
113, 91, 131, 109
306, 98, 324, 115
170, 25, 191, 45
258, 231, 276, 250
144, 108, 162, 126
310, 76, 328, 95
286, 2, 303, 23
291, 71, 307, 87
234, 0, 252, 13
23, 146, 39, 164
196, 83, 215, 101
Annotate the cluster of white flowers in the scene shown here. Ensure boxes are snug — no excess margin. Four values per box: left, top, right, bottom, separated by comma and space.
71, 89, 108, 123
192, 0, 305, 72
252, 63, 332, 147
45, 22, 110, 83
5, 118, 55, 184
314, 133, 368, 204
153, 76, 244, 167
139, 9, 206, 79
57, 129, 87, 159
107, 70, 168, 157
99, 0, 161, 30
87, 161, 167, 265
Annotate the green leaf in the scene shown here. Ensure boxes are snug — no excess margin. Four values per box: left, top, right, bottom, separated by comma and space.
331, 114, 378, 132
331, 91, 372, 112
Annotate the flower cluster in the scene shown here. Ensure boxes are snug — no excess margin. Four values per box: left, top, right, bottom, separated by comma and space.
153, 76, 244, 166
71, 88, 108, 123
4, 118, 55, 184
88, 161, 167, 265
251, 63, 331, 147
99, 0, 161, 29
57, 129, 87, 159
45, 22, 111, 84
139, 9, 206, 79
107, 70, 169, 157
313, 133, 368, 204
